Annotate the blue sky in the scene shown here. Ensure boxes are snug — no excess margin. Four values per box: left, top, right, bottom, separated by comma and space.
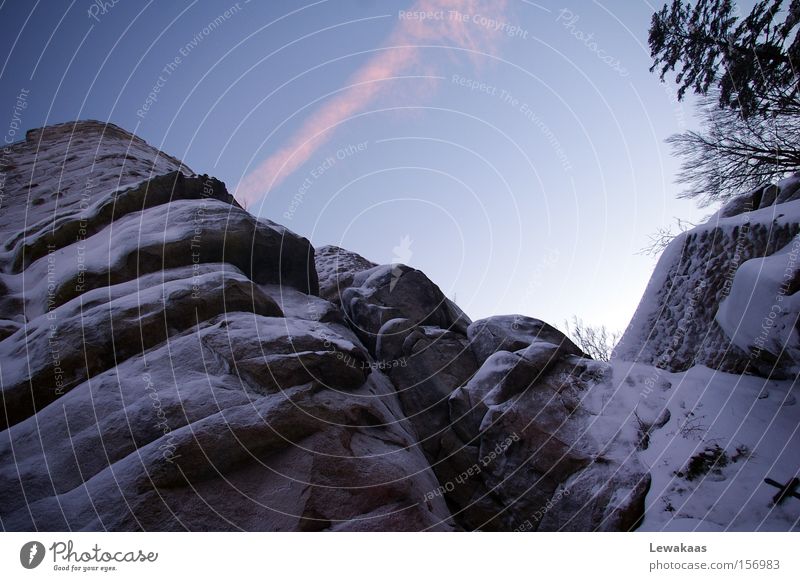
0, 0, 712, 331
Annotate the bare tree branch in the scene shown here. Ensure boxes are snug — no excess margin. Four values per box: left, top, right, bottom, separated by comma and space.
668, 92, 800, 205
563, 317, 621, 362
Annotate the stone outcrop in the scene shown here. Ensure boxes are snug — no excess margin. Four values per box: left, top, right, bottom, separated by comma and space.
315, 245, 377, 304
0, 120, 652, 531
0, 121, 450, 531
338, 268, 650, 531
617, 175, 800, 378
439, 316, 649, 531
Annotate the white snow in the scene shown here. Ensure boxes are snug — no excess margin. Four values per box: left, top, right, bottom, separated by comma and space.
617, 196, 800, 371
715, 236, 800, 371
604, 360, 800, 531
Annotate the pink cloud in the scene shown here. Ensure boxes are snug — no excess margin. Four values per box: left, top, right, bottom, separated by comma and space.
236, 0, 509, 207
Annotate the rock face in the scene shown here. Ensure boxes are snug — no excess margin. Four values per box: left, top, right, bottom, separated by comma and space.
339, 274, 650, 532
715, 237, 800, 376
617, 174, 800, 378
315, 245, 377, 304
467, 315, 585, 363
0, 121, 450, 531
0, 120, 651, 531
438, 316, 649, 531
341, 263, 471, 351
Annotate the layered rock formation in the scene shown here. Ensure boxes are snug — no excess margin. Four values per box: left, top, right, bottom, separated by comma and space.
0, 121, 651, 531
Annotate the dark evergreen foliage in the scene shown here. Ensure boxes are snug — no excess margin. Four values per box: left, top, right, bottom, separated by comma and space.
650, 1, 800, 202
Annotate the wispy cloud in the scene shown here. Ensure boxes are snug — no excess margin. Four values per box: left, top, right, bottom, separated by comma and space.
236, 0, 509, 207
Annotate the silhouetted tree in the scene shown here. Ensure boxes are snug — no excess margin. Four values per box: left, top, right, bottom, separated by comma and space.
668, 92, 800, 204
650, 0, 800, 203
650, 0, 800, 119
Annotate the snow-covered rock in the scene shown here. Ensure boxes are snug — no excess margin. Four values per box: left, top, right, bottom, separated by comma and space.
5, 119, 790, 533
0, 269, 282, 429
441, 317, 650, 531
4, 171, 237, 273
341, 263, 471, 351
610, 176, 800, 531
467, 314, 585, 364
0, 121, 191, 243
314, 245, 377, 304
0, 121, 452, 531
610, 361, 800, 532
618, 175, 800, 376
715, 237, 800, 376
0, 317, 453, 530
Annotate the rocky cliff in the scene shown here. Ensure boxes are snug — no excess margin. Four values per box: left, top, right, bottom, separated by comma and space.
0, 121, 668, 531
618, 176, 800, 378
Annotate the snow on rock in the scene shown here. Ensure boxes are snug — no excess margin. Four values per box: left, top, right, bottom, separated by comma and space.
0, 269, 282, 429
314, 245, 377, 304
441, 317, 650, 531
717, 174, 800, 219
612, 176, 800, 530
618, 175, 800, 376
4, 120, 793, 532
467, 314, 585, 364
609, 361, 800, 531
715, 236, 800, 376
316, 268, 652, 531
0, 314, 453, 531
0, 121, 454, 531
341, 263, 471, 352
4, 171, 238, 273
0, 120, 191, 240
13, 198, 316, 319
